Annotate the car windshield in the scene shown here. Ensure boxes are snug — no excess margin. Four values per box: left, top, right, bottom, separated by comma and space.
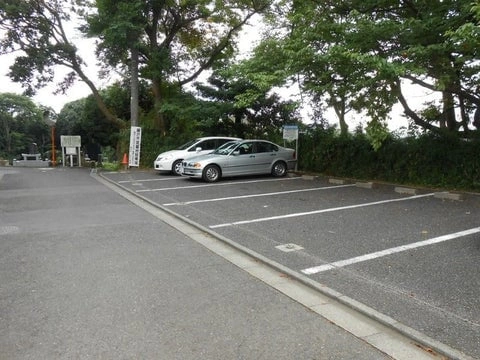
212, 141, 241, 155
176, 139, 199, 150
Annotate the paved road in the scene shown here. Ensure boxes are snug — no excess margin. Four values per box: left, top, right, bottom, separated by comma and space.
100, 169, 480, 360
0, 166, 412, 360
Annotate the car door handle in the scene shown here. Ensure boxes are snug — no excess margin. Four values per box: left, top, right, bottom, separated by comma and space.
249, 155, 255, 158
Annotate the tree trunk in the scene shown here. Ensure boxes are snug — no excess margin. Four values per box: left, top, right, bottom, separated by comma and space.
130, 46, 139, 128
2, 117, 11, 153
333, 100, 349, 136
151, 78, 166, 135
441, 91, 457, 131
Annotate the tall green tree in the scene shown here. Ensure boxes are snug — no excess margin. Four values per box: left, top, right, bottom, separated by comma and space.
0, 93, 46, 157
85, 0, 272, 135
280, 0, 480, 136
196, 68, 301, 139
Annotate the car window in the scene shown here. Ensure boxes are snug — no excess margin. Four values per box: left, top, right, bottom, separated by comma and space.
177, 139, 199, 150
213, 141, 240, 155
189, 139, 216, 152
255, 141, 278, 153
216, 138, 233, 147
238, 142, 254, 155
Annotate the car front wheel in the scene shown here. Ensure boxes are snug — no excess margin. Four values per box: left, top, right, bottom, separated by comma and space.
172, 160, 183, 175
203, 164, 221, 182
271, 161, 287, 177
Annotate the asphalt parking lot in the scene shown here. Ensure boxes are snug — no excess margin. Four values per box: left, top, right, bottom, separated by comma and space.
102, 169, 480, 359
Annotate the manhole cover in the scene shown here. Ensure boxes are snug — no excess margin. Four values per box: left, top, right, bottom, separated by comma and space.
0, 226, 20, 235
275, 243, 304, 252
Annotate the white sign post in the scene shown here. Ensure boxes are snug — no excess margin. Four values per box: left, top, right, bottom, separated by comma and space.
60, 135, 82, 167
129, 126, 142, 167
283, 125, 299, 171
283, 125, 299, 141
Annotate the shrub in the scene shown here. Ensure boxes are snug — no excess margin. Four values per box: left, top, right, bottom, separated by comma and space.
299, 126, 480, 192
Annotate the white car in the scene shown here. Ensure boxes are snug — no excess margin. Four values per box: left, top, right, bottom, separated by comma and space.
154, 136, 241, 175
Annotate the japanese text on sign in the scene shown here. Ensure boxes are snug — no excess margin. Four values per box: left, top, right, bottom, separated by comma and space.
129, 126, 142, 167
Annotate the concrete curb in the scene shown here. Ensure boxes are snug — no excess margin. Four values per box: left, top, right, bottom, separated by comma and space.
298, 173, 472, 202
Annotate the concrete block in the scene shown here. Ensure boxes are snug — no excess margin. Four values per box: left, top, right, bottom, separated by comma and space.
434, 192, 463, 201
356, 181, 374, 189
395, 187, 417, 195
329, 178, 345, 185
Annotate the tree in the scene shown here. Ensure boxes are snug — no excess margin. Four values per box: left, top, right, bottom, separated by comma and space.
85, 0, 272, 135
65, 82, 130, 149
196, 66, 301, 139
55, 99, 86, 138
0, 93, 46, 158
0, 0, 124, 126
280, 0, 480, 136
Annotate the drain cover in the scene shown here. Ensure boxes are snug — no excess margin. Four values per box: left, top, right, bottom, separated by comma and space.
0, 226, 20, 235
275, 243, 304, 252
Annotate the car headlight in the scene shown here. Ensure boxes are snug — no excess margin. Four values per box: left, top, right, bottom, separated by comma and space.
187, 162, 202, 168
156, 154, 172, 161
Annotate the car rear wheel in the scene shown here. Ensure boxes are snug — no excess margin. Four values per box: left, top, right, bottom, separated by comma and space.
203, 164, 221, 182
172, 160, 183, 175
271, 161, 287, 177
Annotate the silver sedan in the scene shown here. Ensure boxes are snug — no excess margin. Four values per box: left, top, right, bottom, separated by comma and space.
181, 139, 297, 182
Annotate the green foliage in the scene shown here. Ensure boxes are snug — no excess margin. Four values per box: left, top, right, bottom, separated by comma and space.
265, 0, 480, 135
299, 126, 480, 191
55, 83, 128, 150
84, 0, 272, 134
365, 119, 389, 151
196, 67, 302, 139
0, 92, 47, 159
99, 161, 121, 171
0, 1, 81, 95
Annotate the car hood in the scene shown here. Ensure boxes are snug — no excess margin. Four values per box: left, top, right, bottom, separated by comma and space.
183, 153, 220, 163
157, 150, 182, 158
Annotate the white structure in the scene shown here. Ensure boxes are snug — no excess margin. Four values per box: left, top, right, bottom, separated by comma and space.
60, 136, 82, 167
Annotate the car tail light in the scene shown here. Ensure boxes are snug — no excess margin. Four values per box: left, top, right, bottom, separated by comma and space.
293, 151, 296, 159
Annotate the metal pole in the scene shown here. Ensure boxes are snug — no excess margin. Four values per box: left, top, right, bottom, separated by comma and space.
296, 139, 298, 172
51, 126, 56, 166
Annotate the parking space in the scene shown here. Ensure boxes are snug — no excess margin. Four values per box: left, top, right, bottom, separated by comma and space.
103, 170, 480, 359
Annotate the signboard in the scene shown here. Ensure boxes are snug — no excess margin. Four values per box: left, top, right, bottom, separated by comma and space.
65, 147, 77, 155
60, 135, 81, 147
129, 126, 142, 167
283, 125, 299, 141
60, 136, 82, 167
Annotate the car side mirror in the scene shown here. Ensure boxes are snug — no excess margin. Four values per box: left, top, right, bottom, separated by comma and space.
195, 147, 202, 152
232, 150, 240, 156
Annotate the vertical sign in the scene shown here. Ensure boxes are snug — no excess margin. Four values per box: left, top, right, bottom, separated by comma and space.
129, 126, 142, 167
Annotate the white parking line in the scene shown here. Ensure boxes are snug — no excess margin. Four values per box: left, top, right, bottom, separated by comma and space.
136, 177, 301, 193
209, 193, 435, 228
163, 184, 355, 206
302, 226, 480, 275
118, 178, 176, 183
